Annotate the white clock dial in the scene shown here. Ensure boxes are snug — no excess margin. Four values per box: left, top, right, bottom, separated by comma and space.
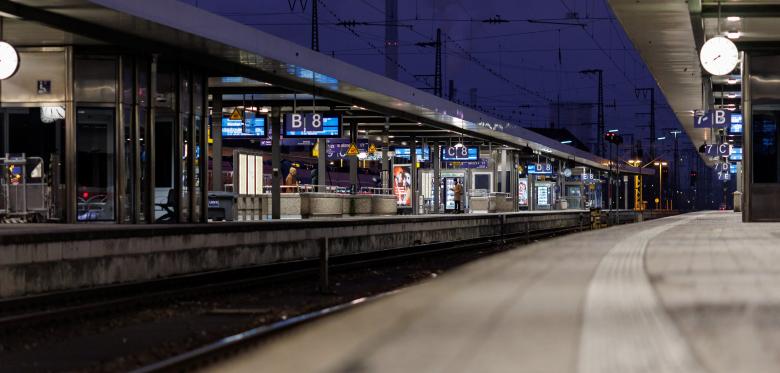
700, 36, 739, 76
0, 42, 19, 80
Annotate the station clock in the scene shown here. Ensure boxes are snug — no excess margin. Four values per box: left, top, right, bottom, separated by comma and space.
699, 36, 739, 76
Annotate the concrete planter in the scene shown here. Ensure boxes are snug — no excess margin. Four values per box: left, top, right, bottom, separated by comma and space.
371, 195, 397, 215
301, 193, 343, 218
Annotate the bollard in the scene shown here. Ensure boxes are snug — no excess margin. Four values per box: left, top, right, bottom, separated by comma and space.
499, 214, 507, 247
319, 237, 330, 293
525, 220, 531, 244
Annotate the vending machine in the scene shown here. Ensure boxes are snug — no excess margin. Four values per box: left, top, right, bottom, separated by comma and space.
442, 175, 464, 212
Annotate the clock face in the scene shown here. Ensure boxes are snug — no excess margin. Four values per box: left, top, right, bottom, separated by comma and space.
700, 37, 739, 76
0, 42, 19, 80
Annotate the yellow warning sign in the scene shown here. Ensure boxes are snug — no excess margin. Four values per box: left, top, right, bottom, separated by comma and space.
346, 143, 359, 156
312, 142, 319, 157
229, 108, 243, 121
367, 143, 377, 155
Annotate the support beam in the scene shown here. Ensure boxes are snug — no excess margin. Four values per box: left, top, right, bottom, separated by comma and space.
433, 143, 441, 213
349, 122, 358, 193
271, 108, 281, 219
317, 138, 327, 191
211, 93, 223, 191
411, 135, 417, 214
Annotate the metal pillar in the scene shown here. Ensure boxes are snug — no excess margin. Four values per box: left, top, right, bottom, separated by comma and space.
211, 93, 223, 191
145, 56, 157, 223
116, 56, 126, 223
410, 136, 417, 214
200, 75, 209, 223
271, 108, 281, 219
317, 138, 327, 191
432, 143, 441, 213
65, 47, 76, 223
511, 151, 519, 211
349, 122, 358, 193
382, 119, 390, 189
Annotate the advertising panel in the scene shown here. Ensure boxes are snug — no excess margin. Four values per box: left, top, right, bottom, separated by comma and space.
518, 178, 529, 206
537, 185, 550, 206
393, 164, 412, 207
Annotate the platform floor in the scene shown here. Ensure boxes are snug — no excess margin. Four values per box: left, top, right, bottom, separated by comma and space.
211, 211, 780, 373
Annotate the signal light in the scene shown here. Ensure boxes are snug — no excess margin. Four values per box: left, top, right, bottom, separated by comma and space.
604, 132, 623, 145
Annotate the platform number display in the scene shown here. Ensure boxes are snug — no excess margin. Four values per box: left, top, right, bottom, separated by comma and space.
283, 113, 341, 138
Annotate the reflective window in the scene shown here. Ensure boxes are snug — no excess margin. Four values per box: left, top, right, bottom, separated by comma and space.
753, 113, 780, 183
76, 108, 115, 221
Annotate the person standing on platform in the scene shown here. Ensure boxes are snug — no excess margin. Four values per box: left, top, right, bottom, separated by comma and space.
453, 179, 463, 213
284, 167, 299, 193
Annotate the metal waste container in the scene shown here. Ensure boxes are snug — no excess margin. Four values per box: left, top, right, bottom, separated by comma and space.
208, 192, 236, 221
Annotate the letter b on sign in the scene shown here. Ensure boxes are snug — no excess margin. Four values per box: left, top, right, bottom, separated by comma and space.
292, 114, 303, 128
714, 110, 726, 126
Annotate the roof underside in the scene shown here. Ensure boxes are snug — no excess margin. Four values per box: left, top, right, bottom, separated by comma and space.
607, 0, 709, 159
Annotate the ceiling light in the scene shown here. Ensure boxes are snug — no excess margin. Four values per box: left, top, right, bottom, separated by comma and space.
727, 16, 741, 22
726, 31, 741, 39
560, 140, 573, 144
727, 78, 738, 84
454, 142, 464, 148
727, 93, 737, 98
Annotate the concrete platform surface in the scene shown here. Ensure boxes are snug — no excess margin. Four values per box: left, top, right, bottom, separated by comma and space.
211, 211, 780, 373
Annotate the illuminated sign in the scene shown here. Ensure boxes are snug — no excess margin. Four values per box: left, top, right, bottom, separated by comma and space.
704, 143, 731, 158
395, 147, 430, 161
528, 163, 553, 174
729, 147, 742, 161
694, 109, 731, 129
283, 113, 341, 138
222, 113, 267, 138
730, 113, 743, 134
442, 146, 478, 161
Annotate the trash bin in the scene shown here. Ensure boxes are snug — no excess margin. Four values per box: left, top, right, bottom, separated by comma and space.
733, 191, 743, 212
208, 192, 236, 221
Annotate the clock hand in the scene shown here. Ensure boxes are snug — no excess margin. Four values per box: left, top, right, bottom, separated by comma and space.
713, 55, 721, 61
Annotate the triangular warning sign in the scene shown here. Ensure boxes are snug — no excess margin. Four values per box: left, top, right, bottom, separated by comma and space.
346, 143, 359, 156
367, 143, 377, 155
312, 142, 319, 157
229, 108, 243, 121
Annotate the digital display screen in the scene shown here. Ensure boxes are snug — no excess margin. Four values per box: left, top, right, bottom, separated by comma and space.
394, 147, 430, 161
730, 113, 743, 134
283, 113, 341, 138
222, 113, 267, 138
729, 147, 742, 161
441, 146, 478, 161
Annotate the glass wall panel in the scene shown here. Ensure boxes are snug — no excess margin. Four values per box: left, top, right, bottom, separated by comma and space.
0, 107, 66, 221
76, 108, 115, 221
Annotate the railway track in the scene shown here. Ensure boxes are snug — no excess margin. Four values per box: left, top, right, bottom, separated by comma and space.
0, 223, 587, 372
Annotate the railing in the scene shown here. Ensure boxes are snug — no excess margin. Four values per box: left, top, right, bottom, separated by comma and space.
358, 187, 393, 196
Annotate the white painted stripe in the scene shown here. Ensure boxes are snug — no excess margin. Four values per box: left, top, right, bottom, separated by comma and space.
578, 215, 705, 373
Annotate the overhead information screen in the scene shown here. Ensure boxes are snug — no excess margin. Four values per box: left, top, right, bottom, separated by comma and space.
283, 113, 341, 138
222, 112, 267, 138
441, 146, 478, 161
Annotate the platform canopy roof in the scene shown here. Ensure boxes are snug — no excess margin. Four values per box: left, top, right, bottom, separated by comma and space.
607, 0, 780, 164
0, 0, 659, 174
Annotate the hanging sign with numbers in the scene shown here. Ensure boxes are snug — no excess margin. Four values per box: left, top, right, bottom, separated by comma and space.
283, 112, 342, 138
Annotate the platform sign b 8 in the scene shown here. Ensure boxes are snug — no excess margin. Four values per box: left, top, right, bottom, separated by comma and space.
283, 113, 341, 138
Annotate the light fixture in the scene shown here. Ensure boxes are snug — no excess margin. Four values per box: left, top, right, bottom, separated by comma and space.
657, 136, 667, 140
726, 31, 741, 39
727, 93, 737, 98
727, 16, 741, 22
727, 78, 738, 84
608, 129, 619, 133
561, 140, 573, 144
454, 142, 464, 148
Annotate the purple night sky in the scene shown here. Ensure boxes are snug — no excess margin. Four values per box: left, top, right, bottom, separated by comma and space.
180, 0, 694, 162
